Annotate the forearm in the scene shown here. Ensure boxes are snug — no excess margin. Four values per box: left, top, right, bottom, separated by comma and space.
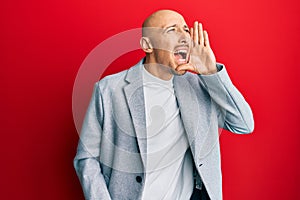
198, 63, 254, 133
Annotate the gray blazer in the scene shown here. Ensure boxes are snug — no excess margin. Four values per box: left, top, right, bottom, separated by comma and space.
74, 59, 254, 200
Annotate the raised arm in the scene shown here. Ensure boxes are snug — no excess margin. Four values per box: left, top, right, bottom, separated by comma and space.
198, 64, 254, 133
177, 21, 254, 133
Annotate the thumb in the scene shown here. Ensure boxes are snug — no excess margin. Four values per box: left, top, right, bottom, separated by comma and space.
176, 63, 196, 73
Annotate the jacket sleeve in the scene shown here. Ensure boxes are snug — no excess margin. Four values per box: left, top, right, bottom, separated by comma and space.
73, 82, 112, 200
198, 63, 254, 134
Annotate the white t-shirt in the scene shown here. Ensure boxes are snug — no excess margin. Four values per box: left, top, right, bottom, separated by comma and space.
141, 66, 194, 200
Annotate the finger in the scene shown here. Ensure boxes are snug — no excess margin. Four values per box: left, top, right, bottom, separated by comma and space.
193, 21, 199, 44
190, 27, 194, 41
203, 30, 210, 47
176, 63, 195, 72
199, 23, 204, 45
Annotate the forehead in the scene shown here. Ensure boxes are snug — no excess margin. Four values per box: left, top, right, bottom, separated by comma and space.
158, 14, 187, 28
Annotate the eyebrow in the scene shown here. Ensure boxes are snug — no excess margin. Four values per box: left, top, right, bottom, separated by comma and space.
165, 24, 176, 29
164, 24, 189, 29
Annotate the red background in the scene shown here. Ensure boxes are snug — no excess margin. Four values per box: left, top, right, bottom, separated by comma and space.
1, 0, 300, 199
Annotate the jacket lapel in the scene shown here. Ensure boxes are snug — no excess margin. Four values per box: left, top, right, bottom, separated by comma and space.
123, 60, 147, 168
173, 75, 212, 159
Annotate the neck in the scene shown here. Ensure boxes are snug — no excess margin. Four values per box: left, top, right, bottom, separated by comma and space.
143, 56, 173, 81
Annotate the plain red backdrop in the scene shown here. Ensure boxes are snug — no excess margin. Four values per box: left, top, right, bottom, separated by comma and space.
1, 0, 299, 199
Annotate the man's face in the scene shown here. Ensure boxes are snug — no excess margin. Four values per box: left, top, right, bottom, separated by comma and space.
146, 13, 192, 75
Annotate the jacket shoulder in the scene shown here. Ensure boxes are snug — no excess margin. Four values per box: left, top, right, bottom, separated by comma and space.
96, 68, 129, 91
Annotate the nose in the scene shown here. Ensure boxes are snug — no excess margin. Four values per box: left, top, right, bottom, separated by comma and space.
179, 37, 187, 44
178, 33, 189, 44
177, 29, 190, 44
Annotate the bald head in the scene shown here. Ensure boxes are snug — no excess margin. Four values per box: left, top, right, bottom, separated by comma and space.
142, 10, 187, 37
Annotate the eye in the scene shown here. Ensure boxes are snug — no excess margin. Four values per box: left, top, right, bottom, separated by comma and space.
185, 29, 190, 33
167, 28, 175, 33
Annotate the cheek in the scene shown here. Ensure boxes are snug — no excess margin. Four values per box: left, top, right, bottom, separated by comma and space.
153, 40, 174, 52
163, 51, 176, 64
155, 50, 177, 67
156, 50, 172, 58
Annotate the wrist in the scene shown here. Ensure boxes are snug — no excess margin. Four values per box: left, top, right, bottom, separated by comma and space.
200, 64, 217, 75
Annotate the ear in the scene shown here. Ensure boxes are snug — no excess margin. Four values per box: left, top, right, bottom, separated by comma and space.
140, 37, 153, 53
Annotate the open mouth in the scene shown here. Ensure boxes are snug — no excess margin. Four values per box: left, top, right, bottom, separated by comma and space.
173, 48, 188, 65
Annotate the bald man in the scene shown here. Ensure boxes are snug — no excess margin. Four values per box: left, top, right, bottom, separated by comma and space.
74, 10, 254, 200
